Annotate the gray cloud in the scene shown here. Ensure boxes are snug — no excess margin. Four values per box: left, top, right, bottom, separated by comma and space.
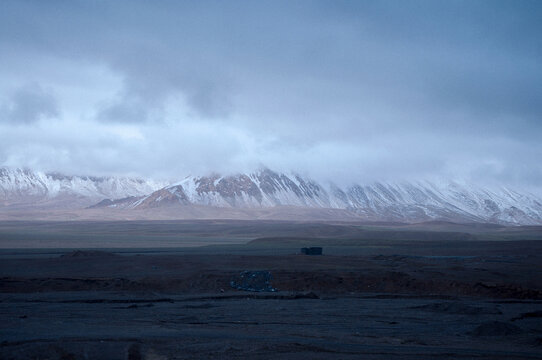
0, 0, 541, 191
96, 98, 152, 124
1, 84, 59, 124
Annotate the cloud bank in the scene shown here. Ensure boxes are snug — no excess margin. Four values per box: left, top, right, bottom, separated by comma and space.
0, 0, 541, 190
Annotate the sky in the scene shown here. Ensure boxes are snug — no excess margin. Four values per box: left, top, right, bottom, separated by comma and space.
0, 0, 541, 189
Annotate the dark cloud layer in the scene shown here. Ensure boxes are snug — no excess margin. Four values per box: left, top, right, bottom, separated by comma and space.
1, 84, 59, 124
0, 0, 541, 191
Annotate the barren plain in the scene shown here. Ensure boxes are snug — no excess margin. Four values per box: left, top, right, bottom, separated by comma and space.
1, 220, 541, 359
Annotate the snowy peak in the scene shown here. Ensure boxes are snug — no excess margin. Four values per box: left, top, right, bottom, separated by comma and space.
0, 167, 167, 207
2, 167, 542, 225
100, 169, 542, 225
170, 169, 328, 208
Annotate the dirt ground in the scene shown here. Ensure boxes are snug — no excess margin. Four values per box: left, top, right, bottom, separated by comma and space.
1, 221, 542, 359
1, 251, 542, 359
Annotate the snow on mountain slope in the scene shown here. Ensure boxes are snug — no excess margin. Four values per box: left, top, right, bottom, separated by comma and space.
339, 181, 542, 225
172, 170, 330, 208
97, 169, 542, 225
0, 168, 167, 207
2, 167, 541, 224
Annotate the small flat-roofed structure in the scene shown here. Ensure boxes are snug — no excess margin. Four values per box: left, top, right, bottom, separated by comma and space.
300, 247, 323, 255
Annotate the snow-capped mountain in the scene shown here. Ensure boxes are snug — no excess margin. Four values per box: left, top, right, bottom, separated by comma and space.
2, 167, 541, 224
95, 169, 542, 225
0, 168, 167, 208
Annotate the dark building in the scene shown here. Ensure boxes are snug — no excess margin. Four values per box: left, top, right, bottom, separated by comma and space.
300, 247, 323, 255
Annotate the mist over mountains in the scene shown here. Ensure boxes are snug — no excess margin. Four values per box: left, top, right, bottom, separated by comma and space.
1, 167, 541, 225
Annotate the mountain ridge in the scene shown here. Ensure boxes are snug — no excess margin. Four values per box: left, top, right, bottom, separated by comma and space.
92, 169, 542, 225
1, 167, 541, 224
0, 167, 167, 209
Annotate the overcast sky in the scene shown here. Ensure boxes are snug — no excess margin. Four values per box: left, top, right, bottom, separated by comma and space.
0, 0, 541, 189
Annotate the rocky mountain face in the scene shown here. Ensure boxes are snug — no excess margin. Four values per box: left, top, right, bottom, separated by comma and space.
98, 169, 542, 225
0, 168, 166, 209
2, 167, 542, 224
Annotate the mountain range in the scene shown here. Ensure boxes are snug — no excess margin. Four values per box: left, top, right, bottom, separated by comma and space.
1, 167, 541, 225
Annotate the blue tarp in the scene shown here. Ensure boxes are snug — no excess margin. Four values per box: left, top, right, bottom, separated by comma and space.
230, 270, 277, 292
